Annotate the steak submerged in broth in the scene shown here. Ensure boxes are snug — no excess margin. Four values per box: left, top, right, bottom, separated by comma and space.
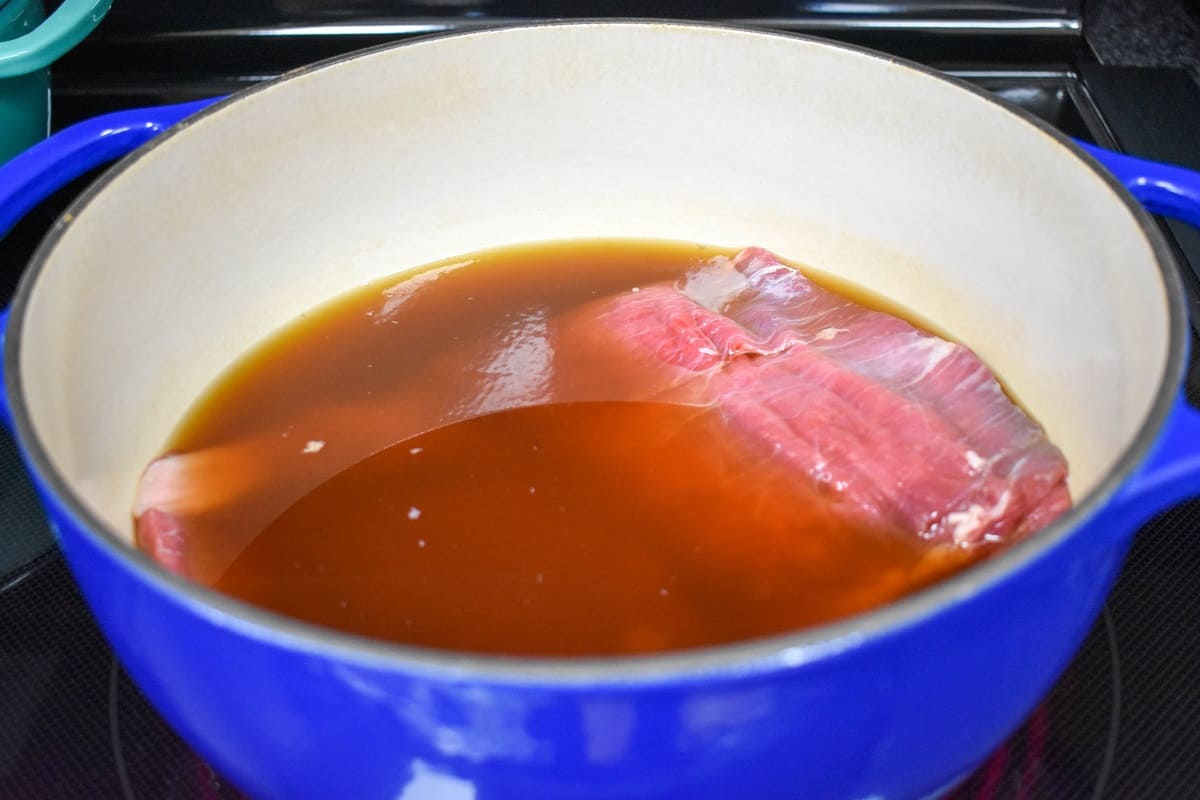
133, 242, 1070, 656
566, 247, 1071, 546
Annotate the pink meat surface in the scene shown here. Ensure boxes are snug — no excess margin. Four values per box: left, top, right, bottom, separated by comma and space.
577, 247, 1071, 546
134, 246, 1070, 575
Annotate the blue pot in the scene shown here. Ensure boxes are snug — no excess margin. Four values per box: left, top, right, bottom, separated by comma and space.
1, 23, 1199, 800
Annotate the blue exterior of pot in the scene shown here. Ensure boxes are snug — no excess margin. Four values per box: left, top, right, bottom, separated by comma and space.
2, 66, 1200, 800
39, 477, 1135, 799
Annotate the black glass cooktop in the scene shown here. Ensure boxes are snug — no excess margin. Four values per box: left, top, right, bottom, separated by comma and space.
2, 17, 1200, 798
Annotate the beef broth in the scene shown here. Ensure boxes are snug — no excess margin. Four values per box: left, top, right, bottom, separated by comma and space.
215, 401, 979, 656
133, 240, 1068, 656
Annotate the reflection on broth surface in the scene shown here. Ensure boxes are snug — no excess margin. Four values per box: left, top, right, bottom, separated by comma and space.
133, 240, 1069, 656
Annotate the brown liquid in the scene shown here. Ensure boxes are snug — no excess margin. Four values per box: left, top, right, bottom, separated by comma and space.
145, 240, 987, 656
214, 401, 977, 656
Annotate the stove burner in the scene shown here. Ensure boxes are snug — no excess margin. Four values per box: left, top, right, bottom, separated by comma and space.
948, 611, 1119, 800
109, 661, 243, 800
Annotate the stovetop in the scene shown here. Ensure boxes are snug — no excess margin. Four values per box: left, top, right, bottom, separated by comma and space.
2, 3, 1200, 797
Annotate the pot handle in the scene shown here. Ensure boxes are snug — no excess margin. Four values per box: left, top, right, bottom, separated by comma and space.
1108, 394, 1200, 531
1080, 143, 1200, 527
0, 0, 113, 78
0, 98, 221, 240
0, 98, 220, 429
1075, 145, 1200, 530
1076, 142, 1200, 228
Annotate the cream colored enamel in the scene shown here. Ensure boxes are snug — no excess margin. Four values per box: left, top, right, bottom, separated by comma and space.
18, 23, 1168, 544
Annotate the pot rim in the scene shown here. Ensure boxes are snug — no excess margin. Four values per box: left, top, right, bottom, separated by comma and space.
6, 19, 1188, 686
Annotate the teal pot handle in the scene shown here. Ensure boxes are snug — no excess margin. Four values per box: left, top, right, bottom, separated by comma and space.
0, 0, 112, 78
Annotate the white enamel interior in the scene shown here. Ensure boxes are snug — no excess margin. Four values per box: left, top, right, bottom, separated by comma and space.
18, 23, 1169, 545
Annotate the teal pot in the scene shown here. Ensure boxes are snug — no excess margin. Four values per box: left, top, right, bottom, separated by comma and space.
0, 0, 112, 166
